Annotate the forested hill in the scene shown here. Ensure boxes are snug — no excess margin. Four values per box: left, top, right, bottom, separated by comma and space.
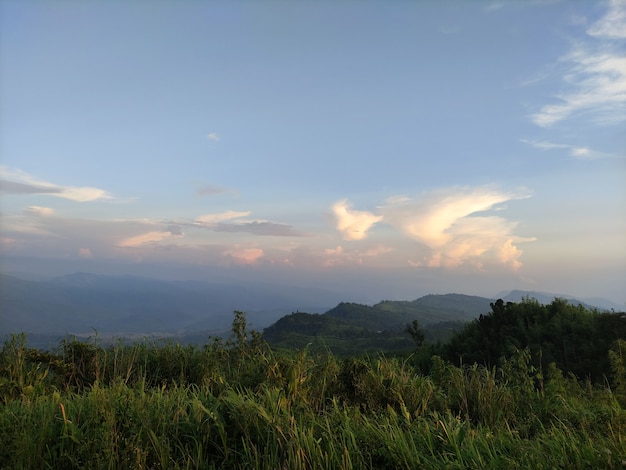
443, 298, 626, 382
262, 294, 494, 354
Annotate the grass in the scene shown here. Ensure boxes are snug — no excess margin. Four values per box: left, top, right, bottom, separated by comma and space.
1, 314, 625, 469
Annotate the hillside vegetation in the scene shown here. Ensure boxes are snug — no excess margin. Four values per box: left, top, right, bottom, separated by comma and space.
263, 294, 490, 355
1, 299, 625, 468
444, 298, 626, 382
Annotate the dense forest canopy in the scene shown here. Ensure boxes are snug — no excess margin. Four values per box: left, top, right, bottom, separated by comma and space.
444, 297, 626, 382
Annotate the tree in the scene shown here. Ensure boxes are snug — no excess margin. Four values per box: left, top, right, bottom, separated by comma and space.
406, 320, 425, 349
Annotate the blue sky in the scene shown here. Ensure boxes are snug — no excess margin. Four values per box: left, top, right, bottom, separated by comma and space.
1, 0, 625, 304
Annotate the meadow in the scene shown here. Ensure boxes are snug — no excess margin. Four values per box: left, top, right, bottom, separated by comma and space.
1, 310, 625, 469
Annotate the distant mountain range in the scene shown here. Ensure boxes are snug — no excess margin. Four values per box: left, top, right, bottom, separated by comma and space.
0, 272, 342, 341
497, 289, 623, 311
0, 272, 620, 350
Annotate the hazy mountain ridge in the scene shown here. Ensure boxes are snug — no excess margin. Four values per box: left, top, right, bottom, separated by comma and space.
0, 273, 341, 339
498, 289, 622, 311
1, 272, 617, 349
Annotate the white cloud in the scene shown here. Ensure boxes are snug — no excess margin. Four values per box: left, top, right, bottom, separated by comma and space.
531, 1, 626, 127
207, 133, 220, 141
195, 210, 250, 225
60, 186, 112, 202
24, 206, 55, 217
569, 147, 591, 158
0, 166, 113, 202
332, 200, 383, 241
380, 187, 533, 270
522, 139, 616, 159
117, 229, 183, 248
587, 0, 626, 39
520, 139, 570, 151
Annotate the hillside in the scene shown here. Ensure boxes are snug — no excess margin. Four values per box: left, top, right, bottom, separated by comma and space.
262, 294, 494, 355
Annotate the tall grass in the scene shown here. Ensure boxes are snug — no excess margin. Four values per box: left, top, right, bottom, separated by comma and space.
1, 316, 625, 469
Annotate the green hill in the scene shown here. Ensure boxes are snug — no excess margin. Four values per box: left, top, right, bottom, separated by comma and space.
263, 294, 493, 355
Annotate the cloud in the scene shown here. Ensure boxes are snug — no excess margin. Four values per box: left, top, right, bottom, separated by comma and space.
24, 206, 55, 217
1, 180, 63, 195
167, 224, 184, 236
214, 221, 304, 237
207, 133, 220, 141
380, 187, 534, 270
117, 228, 184, 248
195, 210, 250, 225
222, 246, 264, 265
322, 244, 394, 267
332, 200, 383, 240
171, 211, 303, 237
531, 1, 626, 127
0, 166, 113, 202
521, 139, 616, 159
586, 0, 626, 39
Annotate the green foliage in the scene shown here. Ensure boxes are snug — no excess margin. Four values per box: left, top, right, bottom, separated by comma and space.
405, 319, 425, 349
263, 300, 471, 357
609, 339, 626, 406
1, 308, 625, 469
445, 297, 625, 382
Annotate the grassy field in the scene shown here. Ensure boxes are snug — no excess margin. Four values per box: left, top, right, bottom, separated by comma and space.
1, 312, 625, 469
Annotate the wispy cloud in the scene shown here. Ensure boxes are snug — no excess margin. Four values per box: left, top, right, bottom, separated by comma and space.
322, 244, 394, 267
169, 211, 303, 237
0, 166, 113, 202
587, 0, 626, 39
24, 206, 55, 217
521, 139, 617, 159
194, 210, 250, 225
1, 180, 63, 196
207, 133, 220, 141
531, 0, 626, 127
332, 200, 383, 241
380, 187, 534, 270
117, 227, 184, 248
214, 221, 304, 237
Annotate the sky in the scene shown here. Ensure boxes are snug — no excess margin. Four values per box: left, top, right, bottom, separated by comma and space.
1, 0, 625, 305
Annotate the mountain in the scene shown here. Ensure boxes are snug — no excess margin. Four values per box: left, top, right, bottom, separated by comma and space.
262, 291, 619, 356
374, 294, 493, 325
262, 294, 494, 355
498, 290, 619, 311
0, 273, 342, 341
2, 271, 617, 352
